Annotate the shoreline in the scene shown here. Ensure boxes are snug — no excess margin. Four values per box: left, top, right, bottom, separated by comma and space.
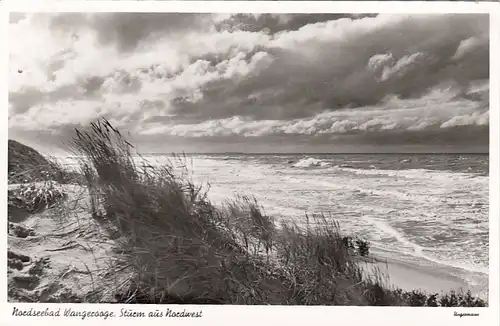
210, 198, 489, 300
360, 248, 489, 300
9, 182, 489, 302
8, 134, 489, 306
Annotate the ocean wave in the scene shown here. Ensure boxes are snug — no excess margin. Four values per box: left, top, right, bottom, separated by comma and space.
335, 166, 487, 182
292, 157, 331, 168
361, 216, 488, 275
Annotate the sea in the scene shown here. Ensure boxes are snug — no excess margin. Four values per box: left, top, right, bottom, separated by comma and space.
61, 153, 489, 295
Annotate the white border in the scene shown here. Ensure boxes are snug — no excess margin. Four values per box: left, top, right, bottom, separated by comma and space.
488, 6, 500, 323
2, 0, 500, 13
1, 2, 499, 326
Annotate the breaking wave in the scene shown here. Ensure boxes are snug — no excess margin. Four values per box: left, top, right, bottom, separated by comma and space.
292, 157, 331, 168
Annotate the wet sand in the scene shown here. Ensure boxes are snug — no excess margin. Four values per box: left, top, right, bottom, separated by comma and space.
360, 248, 489, 300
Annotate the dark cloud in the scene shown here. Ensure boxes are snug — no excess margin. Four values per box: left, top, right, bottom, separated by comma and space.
216, 14, 377, 34
170, 14, 489, 122
10, 123, 489, 155
9, 83, 101, 115
9, 13, 490, 153
140, 99, 166, 110
51, 13, 216, 52
9, 88, 44, 115
81, 76, 105, 96
10, 69, 143, 115
349, 125, 489, 147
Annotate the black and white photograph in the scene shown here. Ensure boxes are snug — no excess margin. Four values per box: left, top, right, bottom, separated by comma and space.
4, 4, 497, 317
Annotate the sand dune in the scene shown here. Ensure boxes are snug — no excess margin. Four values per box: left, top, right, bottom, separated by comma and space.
7, 184, 129, 303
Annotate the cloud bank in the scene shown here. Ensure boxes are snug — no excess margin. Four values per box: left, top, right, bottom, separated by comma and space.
9, 13, 489, 153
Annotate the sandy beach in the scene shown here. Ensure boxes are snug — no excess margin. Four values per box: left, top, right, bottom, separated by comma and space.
6, 135, 489, 306
8, 182, 487, 303
7, 183, 130, 303
360, 249, 488, 300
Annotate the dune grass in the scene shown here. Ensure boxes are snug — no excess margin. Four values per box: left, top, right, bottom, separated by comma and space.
8, 182, 66, 214
11, 118, 486, 307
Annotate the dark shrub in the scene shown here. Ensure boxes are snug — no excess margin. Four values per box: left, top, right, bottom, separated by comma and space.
426, 293, 439, 307
408, 290, 427, 306
356, 239, 370, 257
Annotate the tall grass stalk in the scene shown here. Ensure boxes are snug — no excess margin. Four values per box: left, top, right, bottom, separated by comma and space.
67, 118, 487, 307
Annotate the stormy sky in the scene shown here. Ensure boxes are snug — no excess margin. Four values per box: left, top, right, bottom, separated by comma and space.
8, 13, 489, 153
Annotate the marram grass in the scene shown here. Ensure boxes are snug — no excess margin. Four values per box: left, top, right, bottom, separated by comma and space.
9, 118, 487, 307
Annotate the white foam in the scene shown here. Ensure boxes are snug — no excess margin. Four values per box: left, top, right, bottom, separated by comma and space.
59, 154, 489, 278
292, 157, 331, 168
